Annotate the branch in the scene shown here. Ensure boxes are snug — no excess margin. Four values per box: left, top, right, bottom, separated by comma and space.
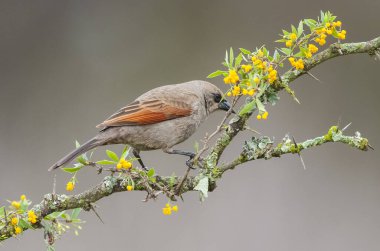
206, 36, 380, 167
0, 36, 378, 243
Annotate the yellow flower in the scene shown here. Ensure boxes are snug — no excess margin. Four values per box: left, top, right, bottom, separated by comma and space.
241, 64, 253, 73
308, 44, 318, 54
11, 217, 19, 226
162, 207, 172, 215
242, 89, 249, 95
296, 59, 304, 70
256, 114, 262, 120
305, 51, 312, 58
20, 195, 26, 201
326, 29, 333, 35
341, 30, 346, 35
285, 40, 293, 47
14, 226, 22, 235
262, 111, 269, 120
127, 185, 133, 191
338, 33, 346, 40
290, 33, 297, 41
334, 21, 342, 27
253, 76, 260, 84
320, 33, 327, 39
232, 86, 241, 96
11, 201, 20, 209
28, 210, 37, 224
224, 70, 239, 84
257, 50, 264, 57
227, 91, 232, 97
288, 57, 295, 64
325, 22, 331, 28
251, 55, 257, 62
66, 181, 75, 191
116, 163, 122, 169
122, 161, 132, 169
318, 39, 326, 46
172, 205, 178, 212
248, 89, 255, 96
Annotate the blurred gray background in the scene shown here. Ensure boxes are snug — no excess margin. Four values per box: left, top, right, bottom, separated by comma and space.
1, 0, 379, 250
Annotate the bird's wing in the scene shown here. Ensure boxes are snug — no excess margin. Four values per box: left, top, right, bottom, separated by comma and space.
96, 98, 193, 128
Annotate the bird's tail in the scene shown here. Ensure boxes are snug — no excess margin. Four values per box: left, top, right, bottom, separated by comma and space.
48, 137, 105, 171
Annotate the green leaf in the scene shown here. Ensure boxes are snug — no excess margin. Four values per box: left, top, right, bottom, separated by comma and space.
304, 19, 317, 29
194, 177, 209, 202
239, 100, 256, 116
62, 165, 83, 174
106, 150, 119, 162
207, 70, 226, 79
256, 98, 265, 112
229, 47, 234, 68
297, 20, 304, 37
291, 25, 297, 35
120, 145, 131, 160
76, 155, 88, 165
75, 140, 81, 148
147, 168, 155, 178
234, 53, 243, 68
71, 208, 81, 220
273, 50, 280, 62
280, 48, 292, 56
0, 206, 4, 218
18, 218, 32, 229
45, 211, 65, 220
96, 160, 116, 165
239, 48, 251, 55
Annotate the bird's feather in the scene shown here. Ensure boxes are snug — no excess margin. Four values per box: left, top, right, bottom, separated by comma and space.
97, 99, 192, 127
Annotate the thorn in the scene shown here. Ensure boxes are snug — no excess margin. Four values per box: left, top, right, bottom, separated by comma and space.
368, 144, 375, 150
244, 126, 261, 135
90, 204, 104, 224
306, 72, 322, 83
342, 122, 352, 132
292, 136, 307, 170
337, 115, 342, 129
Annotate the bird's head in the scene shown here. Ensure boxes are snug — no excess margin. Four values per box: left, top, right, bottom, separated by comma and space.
200, 81, 234, 114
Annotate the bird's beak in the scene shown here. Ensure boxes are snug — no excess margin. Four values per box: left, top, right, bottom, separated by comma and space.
218, 100, 236, 114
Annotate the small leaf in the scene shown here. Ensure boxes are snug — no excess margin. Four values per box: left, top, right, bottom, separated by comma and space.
234, 53, 243, 68
62, 165, 83, 174
147, 168, 155, 178
18, 218, 32, 229
291, 25, 297, 35
280, 48, 292, 56
120, 145, 131, 160
106, 150, 119, 162
71, 208, 81, 220
239, 48, 251, 55
297, 20, 304, 37
256, 98, 265, 112
96, 160, 116, 165
229, 47, 234, 67
76, 155, 88, 165
194, 177, 209, 202
207, 70, 226, 79
75, 140, 81, 148
239, 100, 256, 116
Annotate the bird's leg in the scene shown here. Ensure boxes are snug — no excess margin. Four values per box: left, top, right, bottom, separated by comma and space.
163, 149, 197, 169
132, 149, 148, 171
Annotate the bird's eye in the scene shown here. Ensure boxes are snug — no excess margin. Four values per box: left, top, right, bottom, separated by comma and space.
213, 93, 222, 103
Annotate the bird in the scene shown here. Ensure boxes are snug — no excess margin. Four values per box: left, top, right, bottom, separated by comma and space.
49, 80, 233, 171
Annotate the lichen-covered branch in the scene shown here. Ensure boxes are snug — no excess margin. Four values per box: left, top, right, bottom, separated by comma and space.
0, 34, 378, 244
207, 36, 380, 167
220, 126, 370, 172
0, 126, 370, 241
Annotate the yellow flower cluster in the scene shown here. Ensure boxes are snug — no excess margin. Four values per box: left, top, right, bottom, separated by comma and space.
27, 210, 37, 224
315, 21, 346, 45
20, 195, 26, 201
223, 70, 239, 84
162, 203, 178, 215
11, 217, 19, 226
267, 66, 277, 83
66, 181, 75, 191
241, 64, 252, 73
257, 111, 269, 120
285, 32, 297, 47
227, 86, 255, 97
288, 57, 304, 70
14, 226, 22, 235
304, 43, 319, 58
11, 201, 21, 209
126, 185, 133, 191
116, 159, 132, 170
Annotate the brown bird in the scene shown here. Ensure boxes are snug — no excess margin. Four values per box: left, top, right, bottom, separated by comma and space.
49, 80, 232, 171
